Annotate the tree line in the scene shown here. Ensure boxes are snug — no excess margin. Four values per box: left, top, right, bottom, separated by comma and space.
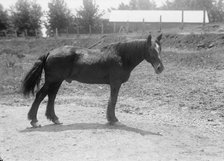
0, 0, 102, 36
0, 0, 224, 36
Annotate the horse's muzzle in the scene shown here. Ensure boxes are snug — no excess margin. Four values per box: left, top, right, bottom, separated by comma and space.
154, 63, 164, 74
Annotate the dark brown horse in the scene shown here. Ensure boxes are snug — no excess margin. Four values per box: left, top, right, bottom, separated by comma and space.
22, 34, 164, 128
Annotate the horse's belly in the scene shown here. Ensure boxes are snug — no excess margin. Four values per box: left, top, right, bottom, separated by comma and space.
70, 65, 110, 84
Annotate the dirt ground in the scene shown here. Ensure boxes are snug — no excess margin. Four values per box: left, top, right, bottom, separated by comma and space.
1, 34, 224, 161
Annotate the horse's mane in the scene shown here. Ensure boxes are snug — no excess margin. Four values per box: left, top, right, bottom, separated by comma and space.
102, 39, 146, 51
101, 40, 147, 68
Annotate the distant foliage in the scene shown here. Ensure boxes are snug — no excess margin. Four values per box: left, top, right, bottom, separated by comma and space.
76, 0, 103, 33
118, 0, 156, 10
118, 3, 130, 10
47, 0, 73, 34
10, 0, 42, 36
0, 4, 9, 31
211, 0, 224, 22
162, 0, 216, 10
162, 0, 224, 22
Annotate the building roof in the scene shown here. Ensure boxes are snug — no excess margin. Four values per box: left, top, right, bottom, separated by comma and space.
109, 10, 209, 23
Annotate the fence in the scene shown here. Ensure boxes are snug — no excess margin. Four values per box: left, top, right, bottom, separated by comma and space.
0, 29, 42, 38
0, 10, 210, 38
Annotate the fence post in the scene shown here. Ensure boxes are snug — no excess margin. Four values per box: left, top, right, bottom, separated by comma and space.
76, 25, 80, 35
14, 30, 17, 37
3, 30, 7, 37
203, 9, 206, 28
126, 21, 129, 34
142, 18, 145, 35
25, 29, 28, 37
89, 25, 92, 35
101, 23, 104, 34
113, 22, 116, 33
159, 15, 162, 32
66, 27, 69, 37
35, 29, 38, 38
181, 10, 184, 30
55, 28, 58, 37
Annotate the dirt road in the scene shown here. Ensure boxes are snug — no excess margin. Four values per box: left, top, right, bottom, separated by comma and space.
1, 67, 224, 160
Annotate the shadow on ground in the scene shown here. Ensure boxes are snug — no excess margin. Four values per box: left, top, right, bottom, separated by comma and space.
20, 122, 162, 136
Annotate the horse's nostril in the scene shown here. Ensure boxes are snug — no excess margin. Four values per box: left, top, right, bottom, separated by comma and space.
156, 64, 164, 73
157, 65, 161, 71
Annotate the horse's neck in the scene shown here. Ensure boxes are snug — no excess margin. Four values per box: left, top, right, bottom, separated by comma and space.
119, 41, 146, 70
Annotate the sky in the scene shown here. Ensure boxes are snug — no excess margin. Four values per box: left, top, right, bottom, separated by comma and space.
0, 0, 166, 12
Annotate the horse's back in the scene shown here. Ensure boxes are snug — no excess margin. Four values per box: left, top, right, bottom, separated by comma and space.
44, 45, 125, 84
48, 45, 78, 58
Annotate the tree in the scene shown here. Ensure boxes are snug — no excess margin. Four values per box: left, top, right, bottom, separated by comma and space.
162, 0, 214, 10
162, 0, 173, 9
118, 2, 130, 10
212, 0, 224, 22
47, 0, 73, 33
10, 0, 42, 36
118, 0, 156, 10
129, 0, 138, 9
76, 0, 103, 33
0, 4, 9, 31
162, 0, 224, 22
138, 0, 156, 9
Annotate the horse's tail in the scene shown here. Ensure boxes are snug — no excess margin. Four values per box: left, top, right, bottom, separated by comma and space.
22, 53, 49, 96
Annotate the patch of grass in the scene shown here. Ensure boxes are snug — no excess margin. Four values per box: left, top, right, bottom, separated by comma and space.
0, 48, 25, 93
163, 47, 224, 70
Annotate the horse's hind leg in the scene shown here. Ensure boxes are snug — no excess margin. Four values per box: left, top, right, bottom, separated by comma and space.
28, 83, 48, 128
45, 81, 62, 124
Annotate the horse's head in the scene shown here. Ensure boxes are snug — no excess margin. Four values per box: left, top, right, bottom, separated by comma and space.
144, 34, 164, 74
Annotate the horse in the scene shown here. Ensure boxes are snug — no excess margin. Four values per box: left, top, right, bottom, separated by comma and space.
22, 34, 164, 128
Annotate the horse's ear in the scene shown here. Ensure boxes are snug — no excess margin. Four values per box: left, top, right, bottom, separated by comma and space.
156, 34, 162, 42
147, 35, 152, 46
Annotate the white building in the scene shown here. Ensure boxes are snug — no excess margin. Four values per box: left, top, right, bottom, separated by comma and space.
109, 10, 209, 23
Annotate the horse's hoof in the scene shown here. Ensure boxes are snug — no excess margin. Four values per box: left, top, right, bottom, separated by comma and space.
107, 121, 116, 126
30, 121, 41, 128
107, 118, 119, 126
53, 119, 63, 125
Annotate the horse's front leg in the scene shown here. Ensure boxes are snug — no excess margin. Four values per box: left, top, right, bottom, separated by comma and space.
106, 82, 121, 124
